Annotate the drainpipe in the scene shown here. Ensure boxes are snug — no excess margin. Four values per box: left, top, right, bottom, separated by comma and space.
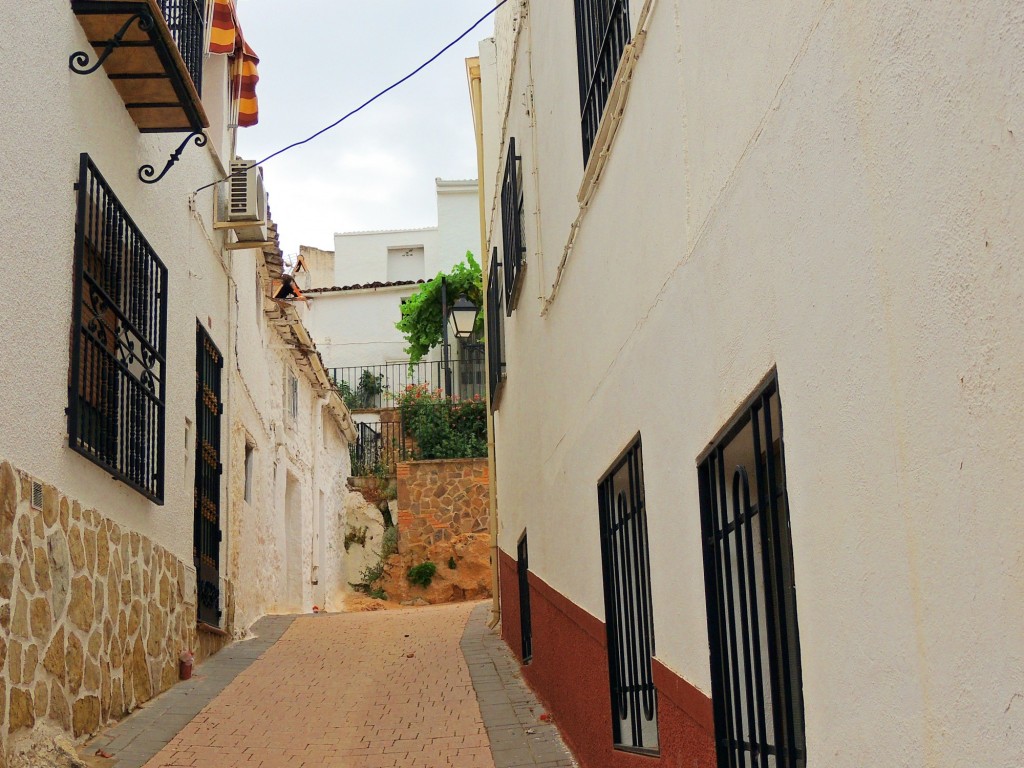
467, 55, 501, 629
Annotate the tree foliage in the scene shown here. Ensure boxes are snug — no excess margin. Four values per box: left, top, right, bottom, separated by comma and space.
395, 252, 483, 364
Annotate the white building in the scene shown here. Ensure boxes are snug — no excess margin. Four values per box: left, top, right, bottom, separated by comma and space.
303, 178, 484, 406
0, 0, 353, 755
475, 2, 1024, 768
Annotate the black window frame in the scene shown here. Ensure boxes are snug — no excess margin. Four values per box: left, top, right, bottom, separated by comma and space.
573, 0, 632, 163
598, 434, 659, 754
698, 377, 806, 768
517, 531, 533, 663
486, 247, 506, 410
501, 137, 525, 313
194, 322, 224, 626
69, 153, 168, 504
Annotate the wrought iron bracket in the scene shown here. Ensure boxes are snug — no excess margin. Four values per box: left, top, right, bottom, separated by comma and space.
69, 11, 155, 76
138, 131, 208, 184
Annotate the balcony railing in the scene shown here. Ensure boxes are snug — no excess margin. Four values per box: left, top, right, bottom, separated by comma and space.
70, 0, 209, 133
329, 349, 486, 412
157, 0, 205, 96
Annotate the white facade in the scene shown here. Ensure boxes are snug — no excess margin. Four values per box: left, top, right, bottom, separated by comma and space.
226, 242, 355, 629
304, 179, 480, 372
0, 1, 354, 753
481, 2, 1024, 767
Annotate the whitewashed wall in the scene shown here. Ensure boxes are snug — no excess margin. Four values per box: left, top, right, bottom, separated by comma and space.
307, 180, 482, 373
0, 3, 237, 568
227, 251, 352, 629
485, 1, 1024, 765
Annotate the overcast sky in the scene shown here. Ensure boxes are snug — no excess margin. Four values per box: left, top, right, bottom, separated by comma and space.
235, 1, 498, 257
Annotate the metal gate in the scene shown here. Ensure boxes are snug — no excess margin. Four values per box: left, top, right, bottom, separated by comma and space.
598, 437, 658, 753
517, 533, 533, 663
698, 379, 806, 767
194, 323, 223, 626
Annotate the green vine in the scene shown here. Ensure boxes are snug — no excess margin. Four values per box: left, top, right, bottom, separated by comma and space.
395, 252, 483, 364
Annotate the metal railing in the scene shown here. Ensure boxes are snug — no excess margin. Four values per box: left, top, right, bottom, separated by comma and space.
69, 154, 168, 503
158, 0, 205, 95
574, 0, 631, 162
350, 420, 409, 477
502, 137, 525, 312
487, 247, 506, 409
329, 349, 486, 412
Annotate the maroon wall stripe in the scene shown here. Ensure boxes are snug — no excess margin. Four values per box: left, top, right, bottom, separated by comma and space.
497, 547, 716, 768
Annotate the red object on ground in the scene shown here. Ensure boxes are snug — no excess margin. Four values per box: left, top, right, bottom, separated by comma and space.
179, 660, 193, 680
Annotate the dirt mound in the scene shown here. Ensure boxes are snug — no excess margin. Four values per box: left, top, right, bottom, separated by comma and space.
379, 532, 492, 605
343, 593, 404, 612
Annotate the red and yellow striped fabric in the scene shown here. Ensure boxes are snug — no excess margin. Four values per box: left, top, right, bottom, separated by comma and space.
209, 0, 260, 127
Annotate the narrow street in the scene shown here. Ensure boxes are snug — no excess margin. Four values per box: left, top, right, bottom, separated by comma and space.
86, 602, 574, 768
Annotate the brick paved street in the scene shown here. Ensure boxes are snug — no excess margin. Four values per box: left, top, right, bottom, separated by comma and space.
87, 601, 574, 768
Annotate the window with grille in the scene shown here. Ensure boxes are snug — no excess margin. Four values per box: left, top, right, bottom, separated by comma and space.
574, 0, 631, 163
69, 153, 168, 504
501, 138, 525, 313
698, 378, 806, 768
486, 247, 506, 409
517, 532, 533, 663
598, 436, 658, 753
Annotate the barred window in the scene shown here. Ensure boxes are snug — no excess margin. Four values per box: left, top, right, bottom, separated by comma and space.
698, 379, 806, 767
598, 436, 658, 753
69, 154, 168, 503
501, 138, 525, 313
486, 247, 506, 409
574, 0, 631, 163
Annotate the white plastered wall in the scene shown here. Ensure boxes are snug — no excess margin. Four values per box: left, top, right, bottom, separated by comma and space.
0, 3, 238, 568
485, 1, 1024, 765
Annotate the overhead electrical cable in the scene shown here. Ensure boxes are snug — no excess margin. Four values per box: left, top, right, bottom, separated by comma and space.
195, 0, 510, 194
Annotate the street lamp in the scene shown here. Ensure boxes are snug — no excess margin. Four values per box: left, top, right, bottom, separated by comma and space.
449, 296, 480, 339
440, 277, 480, 396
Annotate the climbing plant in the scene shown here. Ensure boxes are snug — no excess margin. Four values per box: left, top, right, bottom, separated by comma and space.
395, 252, 483, 364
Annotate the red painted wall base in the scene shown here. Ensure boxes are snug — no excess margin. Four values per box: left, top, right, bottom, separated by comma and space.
499, 549, 716, 768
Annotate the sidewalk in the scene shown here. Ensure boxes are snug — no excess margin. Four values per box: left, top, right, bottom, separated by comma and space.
83, 601, 575, 768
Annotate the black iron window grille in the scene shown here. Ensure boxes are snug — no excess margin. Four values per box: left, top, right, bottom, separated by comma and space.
574, 0, 631, 163
194, 323, 223, 626
517, 532, 533, 663
69, 153, 168, 503
158, 0, 206, 95
487, 247, 506, 410
598, 436, 658, 753
501, 138, 525, 313
698, 378, 806, 768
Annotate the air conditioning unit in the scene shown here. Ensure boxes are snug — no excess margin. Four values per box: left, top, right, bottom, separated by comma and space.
215, 159, 269, 247
228, 160, 263, 221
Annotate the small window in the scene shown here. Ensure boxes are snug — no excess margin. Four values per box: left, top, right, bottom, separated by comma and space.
698, 378, 806, 767
574, 0, 631, 163
517, 532, 533, 663
486, 248, 506, 409
387, 246, 425, 282
288, 373, 299, 422
598, 435, 658, 753
501, 138, 525, 313
68, 154, 168, 503
243, 443, 255, 503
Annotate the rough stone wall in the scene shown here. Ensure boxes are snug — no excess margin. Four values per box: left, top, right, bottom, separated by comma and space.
0, 460, 206, 758
395, 459, 488, 554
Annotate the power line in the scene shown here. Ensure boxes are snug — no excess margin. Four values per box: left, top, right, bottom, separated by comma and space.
195, 0, 509, 194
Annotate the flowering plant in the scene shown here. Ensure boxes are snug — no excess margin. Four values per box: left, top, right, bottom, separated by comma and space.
395, 384, 486, 459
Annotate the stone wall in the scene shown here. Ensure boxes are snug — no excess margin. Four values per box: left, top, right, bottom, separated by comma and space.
395, 459, 488, 553
0, 459, 222, 759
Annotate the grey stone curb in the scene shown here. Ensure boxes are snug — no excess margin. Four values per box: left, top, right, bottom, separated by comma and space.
461, 604, 578, 768
84, 615, 298, 768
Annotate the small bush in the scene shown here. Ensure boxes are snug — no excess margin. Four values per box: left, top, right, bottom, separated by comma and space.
447, 556, 457, 570
381, 526, 399, 559
369, 587, 388, 601
407, 561, 437, 588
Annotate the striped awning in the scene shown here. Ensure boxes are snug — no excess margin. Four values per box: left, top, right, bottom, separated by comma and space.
209, 0, 260, 127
